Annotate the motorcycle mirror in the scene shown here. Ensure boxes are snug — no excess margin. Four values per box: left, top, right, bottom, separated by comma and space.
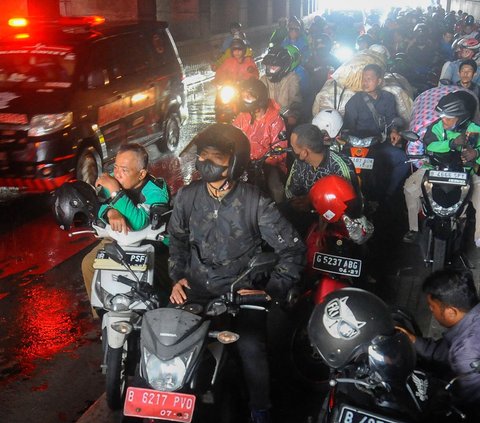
104, 241, 129, 264
470, 360, 480, 372
439, 78, 453, 86
277, 131, 288, 141
400, 130, 420, 142
390, 117, 404, 128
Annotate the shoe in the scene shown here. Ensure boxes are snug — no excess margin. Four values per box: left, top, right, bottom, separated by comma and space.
403, 230, 418, 243
251, 409, 271, 423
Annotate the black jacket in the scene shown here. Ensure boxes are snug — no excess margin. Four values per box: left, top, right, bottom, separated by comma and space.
168, 181, 306, 300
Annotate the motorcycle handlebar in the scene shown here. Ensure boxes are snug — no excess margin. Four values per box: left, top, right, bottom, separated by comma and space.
235, 293, 271, 305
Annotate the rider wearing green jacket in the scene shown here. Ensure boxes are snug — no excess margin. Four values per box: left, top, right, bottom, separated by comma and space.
403, 91, 480, 246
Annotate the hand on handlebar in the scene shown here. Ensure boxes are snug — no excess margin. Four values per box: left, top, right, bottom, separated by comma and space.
461, 146, 478, 163
289, 195, 312, 212
170, 278, 190, 304
106, 209, 130, 234
395, 325, 416, 343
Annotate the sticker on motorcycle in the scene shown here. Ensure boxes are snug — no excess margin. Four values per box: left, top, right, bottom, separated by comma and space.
323, 296, 365, 339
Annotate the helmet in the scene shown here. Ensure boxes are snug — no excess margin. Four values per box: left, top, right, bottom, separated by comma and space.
369, 44, 390, 59
314, 33, 333, 52
193, 123, 250, 180
307, 288, 395, 369
52, 180, 99, 230
262, 46, 291, 82
239, 78, 269, 111
457, 37, 480, 50
288, 16, 302, 31
230, 37, 247, 51
465, 15, 475, 26
312, 109, 343, 138
356, 33, 374, 49
309, 175, 360, 222
285, 44, 301, 71
413, 23, 426, 33
435, 90, 477, 130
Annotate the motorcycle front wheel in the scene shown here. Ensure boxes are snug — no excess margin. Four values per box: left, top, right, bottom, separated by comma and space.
432, 237, 446, 272
105, 340, 129, 410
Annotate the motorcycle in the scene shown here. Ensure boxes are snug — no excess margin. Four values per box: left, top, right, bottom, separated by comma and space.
287, 176, 372, 390
69, 205, 170, 410
308, 288, 480, 423
122, 252, 277, 422
403, 131, 473, 271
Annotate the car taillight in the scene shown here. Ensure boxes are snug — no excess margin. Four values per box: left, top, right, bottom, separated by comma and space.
58, 15, 105, 26
8, 18, 29, 27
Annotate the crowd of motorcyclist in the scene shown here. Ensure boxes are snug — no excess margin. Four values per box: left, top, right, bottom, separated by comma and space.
51, 5, 480, 423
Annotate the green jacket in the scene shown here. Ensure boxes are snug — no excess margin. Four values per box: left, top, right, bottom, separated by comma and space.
99, 175, 170, 243
424, 119, 480, 170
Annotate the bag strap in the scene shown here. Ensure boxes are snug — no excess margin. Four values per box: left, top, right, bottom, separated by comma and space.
362, 93, 384, 131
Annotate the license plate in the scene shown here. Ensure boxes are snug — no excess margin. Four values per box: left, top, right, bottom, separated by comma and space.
428, 170, 468, 185
93, 250, 148, 270
339, 405, 407, 423
312, 252, 362, 277
124, 387, 196, 422
350, 157, 374, 170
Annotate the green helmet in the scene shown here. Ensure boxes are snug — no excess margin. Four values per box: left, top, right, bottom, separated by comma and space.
285, 44, 301, 71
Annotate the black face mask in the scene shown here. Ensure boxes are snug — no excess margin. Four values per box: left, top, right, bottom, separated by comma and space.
196, 158, 228, 182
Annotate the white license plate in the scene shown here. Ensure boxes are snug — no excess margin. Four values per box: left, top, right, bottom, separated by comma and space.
339, 405, 407, 423
312, 252, 362, 277
93, 250, 148, 270
350, 157, 374, 170
428, 170, 468, 185
124, 387, 196, 422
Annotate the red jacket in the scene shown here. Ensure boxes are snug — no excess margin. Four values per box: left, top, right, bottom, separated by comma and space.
214, 56, 259, 84
233, 99, 287, 173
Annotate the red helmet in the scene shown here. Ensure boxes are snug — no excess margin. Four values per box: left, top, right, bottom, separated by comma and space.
309, 175, 357, 222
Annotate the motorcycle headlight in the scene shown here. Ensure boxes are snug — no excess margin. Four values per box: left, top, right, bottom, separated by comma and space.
28, 112, 73, 136
219, 86, 236, 104
109, 294, 133, 312
143, 347, 194, 391
333, 45, 354, 63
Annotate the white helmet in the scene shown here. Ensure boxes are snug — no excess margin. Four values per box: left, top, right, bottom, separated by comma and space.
369, 44, 390, 60
312, 109, 343, 138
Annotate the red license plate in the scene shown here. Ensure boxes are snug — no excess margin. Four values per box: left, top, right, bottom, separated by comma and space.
124, 387, 196, 422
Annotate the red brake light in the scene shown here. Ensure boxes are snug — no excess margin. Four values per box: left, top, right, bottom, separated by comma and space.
8, 17, 29, 27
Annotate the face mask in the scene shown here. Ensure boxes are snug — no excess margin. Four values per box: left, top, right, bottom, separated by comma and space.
241, 98, 258, 112
196, 158, 228, 182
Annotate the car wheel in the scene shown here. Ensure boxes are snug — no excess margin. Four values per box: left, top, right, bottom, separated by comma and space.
105, 341, 128, 410
76, 146, 102, 185
162, 112, 180, 152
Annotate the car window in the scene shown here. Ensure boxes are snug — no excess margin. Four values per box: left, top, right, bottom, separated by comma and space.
149, 29, 178, 72
110, 32, 151, 79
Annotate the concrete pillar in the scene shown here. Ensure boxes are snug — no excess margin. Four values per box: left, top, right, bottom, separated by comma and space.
267, 0, 273, 25
239, 0, 248, 27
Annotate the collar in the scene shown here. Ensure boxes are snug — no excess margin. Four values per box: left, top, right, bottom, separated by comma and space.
443, 302, 480, 345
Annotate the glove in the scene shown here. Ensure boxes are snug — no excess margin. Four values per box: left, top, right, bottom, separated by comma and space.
451, 133, 467, 148
461, 146, 478, 163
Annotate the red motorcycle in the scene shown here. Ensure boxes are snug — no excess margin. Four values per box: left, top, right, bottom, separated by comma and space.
288, 175, 373, 389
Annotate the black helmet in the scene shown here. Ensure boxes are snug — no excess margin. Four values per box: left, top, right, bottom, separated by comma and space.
230, 37, 247, 51
262, 46, 291, 82
465, 15, 475, 26
240, 78, 269, 112
193, 123, 250, 180
308, 288, 395, 369
435, 90, 477, 130
52, 180, 99, 230
314, 33, 333, 52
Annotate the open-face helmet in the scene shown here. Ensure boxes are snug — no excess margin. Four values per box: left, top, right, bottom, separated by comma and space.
239, 78, 269, 112
309, 175, 361, 222
435, 90, 477, 130
193, 123, 250, 181
312, 109, 343, 138
52, 180, 99, 230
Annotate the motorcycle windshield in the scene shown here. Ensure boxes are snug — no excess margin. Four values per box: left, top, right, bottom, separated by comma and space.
368, 332, 416, 384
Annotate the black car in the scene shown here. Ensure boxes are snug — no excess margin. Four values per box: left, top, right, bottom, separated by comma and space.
0, 16, 187, 194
